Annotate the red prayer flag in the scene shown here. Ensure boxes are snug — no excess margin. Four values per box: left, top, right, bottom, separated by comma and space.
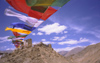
12, 32, 21, 37
14, 0, 31, 14
6, 0, 24, 13
28, 9, 43, 19
41, 7, 57, 20
6, 0, 43, 19
12, 32, 26, 38
13, 41, 21, 48
6, 0, 31, 14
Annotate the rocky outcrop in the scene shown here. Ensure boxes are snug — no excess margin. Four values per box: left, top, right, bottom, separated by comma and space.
0, 42, 69, 63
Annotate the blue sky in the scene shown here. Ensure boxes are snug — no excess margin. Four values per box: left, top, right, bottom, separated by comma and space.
0, 0, 100, 52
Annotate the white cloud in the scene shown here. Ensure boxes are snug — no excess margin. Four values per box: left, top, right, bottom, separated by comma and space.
64, 31, 68, 33
10, 43, 16, 47
86, 29, 100, 39
6, 48, 15, 50
54, 46, 84, 52
32, 41, 55, 45
38, 23, 67, 35
0, 46, 7, 49
31, 33, 36, 35
52, 37, 59, 41
90, 43, 96, 45
58, 38, 89, 45
59, 36, 67, 41
0, 36, 11, 43
37, 32, 43, 35
43, 41, 55, 44
49, 15, 89, 32
52, 35, 67, 41
79, 38, 89, 42
58, 40, 77, 45
32, 42, 39, 45
41, 39, 46, 41
71, 26, 84, 32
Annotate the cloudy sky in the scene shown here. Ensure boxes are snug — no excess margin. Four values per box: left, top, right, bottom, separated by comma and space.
0, 0, 100, 52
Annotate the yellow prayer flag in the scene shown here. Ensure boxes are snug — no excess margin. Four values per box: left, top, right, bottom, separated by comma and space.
5, 27, 31, 34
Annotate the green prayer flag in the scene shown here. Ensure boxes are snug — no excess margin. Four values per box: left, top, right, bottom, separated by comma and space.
51, 0, 70, 7
26, 0, 55, 6
8, 36, 15, 39
31, 6, 48, 13
8, 35, 27, 39
12, 40, 23, 43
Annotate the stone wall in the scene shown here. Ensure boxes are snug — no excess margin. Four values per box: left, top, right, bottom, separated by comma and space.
24, 39, 32, 48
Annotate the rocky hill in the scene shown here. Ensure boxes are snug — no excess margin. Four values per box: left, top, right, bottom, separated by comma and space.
1, 42, 100, 63
0, 42, 69, 63
59, 51, 68, 56
66, 43, 100, 63
65, 47, 84, 57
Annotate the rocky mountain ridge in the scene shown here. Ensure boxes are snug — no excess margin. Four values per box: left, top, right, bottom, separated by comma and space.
1, 42, 100, 63
0, 42, 69, 63
66, 43, 100, 63
59, 51, 68, 56
64, 47, 84, 57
